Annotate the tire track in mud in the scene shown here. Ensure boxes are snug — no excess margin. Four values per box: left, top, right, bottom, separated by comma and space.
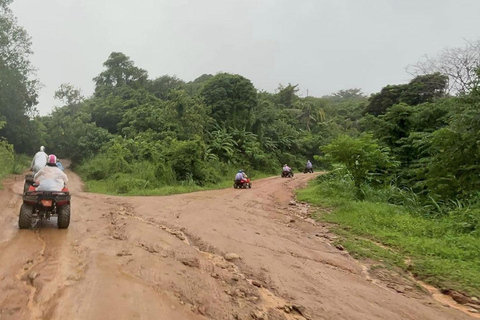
14, 230, 46, 320
107, 201, 310, 320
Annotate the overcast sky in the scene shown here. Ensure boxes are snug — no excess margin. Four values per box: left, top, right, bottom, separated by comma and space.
11, 0, 480, 115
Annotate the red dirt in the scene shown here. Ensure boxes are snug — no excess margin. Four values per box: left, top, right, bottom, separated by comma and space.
0, 169, 474, 320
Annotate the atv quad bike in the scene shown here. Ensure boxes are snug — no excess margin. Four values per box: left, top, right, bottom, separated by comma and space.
19, 185, 71, 229
303, 167, 314, 173
281, 170, 294, 178
233, 178, 252, 189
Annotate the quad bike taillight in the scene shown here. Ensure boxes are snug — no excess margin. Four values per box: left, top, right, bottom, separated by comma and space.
41, 200, 53, 207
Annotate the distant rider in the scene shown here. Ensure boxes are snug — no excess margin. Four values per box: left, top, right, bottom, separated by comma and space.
56, 161, 64, 171
34, 155, 68, 191
235, 170, 245, 181
31, 146, 48, 174
306, 160, 313, 170
283, 164, 291, 172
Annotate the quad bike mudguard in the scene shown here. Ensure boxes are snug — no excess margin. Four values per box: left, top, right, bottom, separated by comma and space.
23, 186, 71, 206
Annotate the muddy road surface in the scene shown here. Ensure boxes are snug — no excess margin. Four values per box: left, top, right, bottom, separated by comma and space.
0, 169, 474, 320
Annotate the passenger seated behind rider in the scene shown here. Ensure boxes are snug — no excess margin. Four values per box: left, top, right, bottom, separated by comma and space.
235, 169, 248, 181
34, 155, 68, 192
283, 164, 291, 172
31, 146, 48, 174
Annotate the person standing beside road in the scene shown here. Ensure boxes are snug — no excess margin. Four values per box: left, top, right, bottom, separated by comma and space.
31, 146, 48, 174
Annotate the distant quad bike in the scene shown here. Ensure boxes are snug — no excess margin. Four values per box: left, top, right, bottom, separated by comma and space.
19, 185, 71, 229
303, 167, 314, 174
281, 170, 294, 178
233, 178, 252, 189
23, 173, 34, 193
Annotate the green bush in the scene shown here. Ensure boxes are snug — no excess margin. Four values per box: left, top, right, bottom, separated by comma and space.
321, 134, 397, 189
0, 140, 15, 180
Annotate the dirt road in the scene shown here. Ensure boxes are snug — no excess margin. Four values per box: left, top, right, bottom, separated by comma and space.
0, 169, 474, 320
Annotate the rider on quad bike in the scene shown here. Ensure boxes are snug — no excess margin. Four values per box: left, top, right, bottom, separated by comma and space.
34, 155, 68, 191
282, 164, 294, 178
19, 155, 71, 229
233, 170, 252, 189
304, 160, 314, 173
31, 146, 48, 174
24, 146, 48, 193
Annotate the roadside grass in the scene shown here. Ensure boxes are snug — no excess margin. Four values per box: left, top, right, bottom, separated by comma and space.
297, 178, 480, 297
0, 154, 30, 189
81, 172, 274, 196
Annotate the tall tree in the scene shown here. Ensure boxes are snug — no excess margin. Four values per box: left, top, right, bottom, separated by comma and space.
54, 83, 84, 106
366, 73, 447, 116
276, 83, 299, 108
201, 73, 257, 130
408, 40, 480, 94
0, 0, 40, 152
93, 52, 148, 96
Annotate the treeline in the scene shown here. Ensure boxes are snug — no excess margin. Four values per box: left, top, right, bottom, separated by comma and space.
37, 52, 368, 192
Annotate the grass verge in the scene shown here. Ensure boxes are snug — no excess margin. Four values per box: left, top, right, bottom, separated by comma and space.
0, 154, 30, 189
296, 178, 480, 297
80, 172, 273, 196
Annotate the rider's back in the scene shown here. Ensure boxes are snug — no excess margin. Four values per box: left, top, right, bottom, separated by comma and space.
35, 166, 68, 191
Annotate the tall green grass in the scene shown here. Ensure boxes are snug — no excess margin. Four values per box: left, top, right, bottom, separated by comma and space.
297, 176, 480, 297
0, 153, 30, 188
80, 170, 272, 196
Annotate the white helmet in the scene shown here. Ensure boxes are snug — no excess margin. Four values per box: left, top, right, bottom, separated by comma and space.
40, 146, 45, 152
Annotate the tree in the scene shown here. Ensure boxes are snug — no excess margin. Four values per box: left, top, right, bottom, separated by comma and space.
408, 40, 480, 94
276, 83, 299, 108
0, 0, 40, 152
147, 75, 185, 100
93, 52, 148, 96
201, 73, 257, 130
54, 83, 84, 106
366, 73, 448, 116
424, 94, 480, 200
290, 100, 326, 131
185, 74, 213, 95
322, 134, 396, 189
400, 73, 447, 105
366, 84, 407, 116
332, 88, 366, 100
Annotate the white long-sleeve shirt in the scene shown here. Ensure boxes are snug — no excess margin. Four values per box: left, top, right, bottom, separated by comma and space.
34, 166, 68, 191
31, 151, 48, 173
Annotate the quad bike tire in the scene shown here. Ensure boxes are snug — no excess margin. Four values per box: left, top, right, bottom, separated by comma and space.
19, 204, 33, 229
57, 204, 71, 229
248, 183, 252, 188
